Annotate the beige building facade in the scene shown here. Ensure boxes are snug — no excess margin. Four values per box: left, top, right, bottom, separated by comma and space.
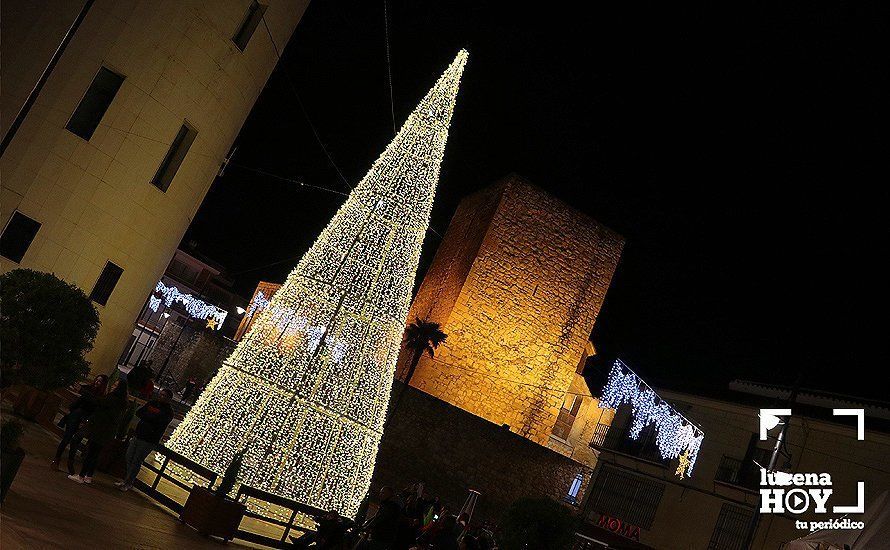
580, 383, 890, 549
1, 0, 309, 374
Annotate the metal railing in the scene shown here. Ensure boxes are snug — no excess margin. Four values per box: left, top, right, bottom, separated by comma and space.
132, 445, 321, 549
133, 444, 218, 513
593, 423, 669, 466
235, 484, 325, 548
591, 422, 609, 447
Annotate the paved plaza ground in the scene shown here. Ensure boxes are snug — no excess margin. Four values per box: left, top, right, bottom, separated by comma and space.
1, 417, 243, 550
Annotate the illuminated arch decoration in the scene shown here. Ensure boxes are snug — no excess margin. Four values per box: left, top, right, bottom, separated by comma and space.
164, 50, 468, 516
598, 358, 705, 476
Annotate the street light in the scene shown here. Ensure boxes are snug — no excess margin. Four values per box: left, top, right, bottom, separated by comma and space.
236, 306, 246, 315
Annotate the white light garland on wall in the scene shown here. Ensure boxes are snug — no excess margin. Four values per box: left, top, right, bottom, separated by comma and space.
598, 359, 705, 476
150, 281, 228, 330
163, 50, 469, 517
247, 289, 271, 316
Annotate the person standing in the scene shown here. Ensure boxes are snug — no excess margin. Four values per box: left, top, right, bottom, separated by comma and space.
116, 388, 174, 491
67, 380, 128, 484
52, 374, 107, 472
136, 376, 155, 400
360, 486, 401, 550
181, 377, 196, 401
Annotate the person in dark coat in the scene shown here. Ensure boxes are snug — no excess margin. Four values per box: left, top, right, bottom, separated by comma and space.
67, 380, 128, 484
361, 486, 401, 550
181, 377, 196, 401
52, 374, 107, 473
116, 388, 174, 491
420, 514, 459, 550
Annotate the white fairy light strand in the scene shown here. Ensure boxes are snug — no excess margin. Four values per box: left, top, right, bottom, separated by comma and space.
247, 289, 272, 316
163, 50, 469, 518
150, 281, 228, 330
598, 359, 705, 476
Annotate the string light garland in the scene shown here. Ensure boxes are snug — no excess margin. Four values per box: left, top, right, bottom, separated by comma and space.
163, 50, 469, 517
598, 359, 705, 476
247, 289, 272, 317
150, 281, 228, 329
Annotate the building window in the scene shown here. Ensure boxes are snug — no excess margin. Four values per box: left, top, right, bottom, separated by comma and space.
151, 122, 197, 192
585, 464, 664, 529
591, 422, 609, 446
89, 261, 124, 306
598, 418, 670, 466
708, 503, 755, 550
565, 472, 584, 504
167, 258, 201, 285
232, 1, 267, 51
552, 394, 583, 440
1, 212, 41, 263
66, 67, 125, 140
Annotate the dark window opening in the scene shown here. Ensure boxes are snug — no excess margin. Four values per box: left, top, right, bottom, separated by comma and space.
598, 420, 671, 466
233, 1, 267, 51
66, 67, 125, 140
552, 395, 583, 440
584, 464, 664, 529
1, 211, 41, 263
90, 261, 124, 306
708, 503, 755, 550
151, 122, 197, 192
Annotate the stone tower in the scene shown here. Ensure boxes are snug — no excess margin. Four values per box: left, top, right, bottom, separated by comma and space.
398, 175, 624, 445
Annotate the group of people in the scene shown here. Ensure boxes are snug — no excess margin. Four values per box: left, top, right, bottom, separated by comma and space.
348, 484, 497, 550
52, 375, 496, 549
52, 374, 175, 491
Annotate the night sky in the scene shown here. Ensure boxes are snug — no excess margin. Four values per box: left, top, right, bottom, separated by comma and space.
185, 1, 887, 399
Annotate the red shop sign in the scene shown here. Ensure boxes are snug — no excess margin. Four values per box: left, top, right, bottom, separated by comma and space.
597, 513, 641, 542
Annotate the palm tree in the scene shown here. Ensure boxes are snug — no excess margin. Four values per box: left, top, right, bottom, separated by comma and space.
389, 318, 447, 419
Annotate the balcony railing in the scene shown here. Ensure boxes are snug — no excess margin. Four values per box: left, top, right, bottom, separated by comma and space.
714, 455, 760, 491
591, 422, 609, 447
592, 423, 669, 466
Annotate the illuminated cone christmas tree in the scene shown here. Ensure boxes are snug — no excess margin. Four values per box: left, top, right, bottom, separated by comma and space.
165, 50, 468, 516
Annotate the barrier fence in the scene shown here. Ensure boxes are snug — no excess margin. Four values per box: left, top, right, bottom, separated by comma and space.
134, 445, 321, 549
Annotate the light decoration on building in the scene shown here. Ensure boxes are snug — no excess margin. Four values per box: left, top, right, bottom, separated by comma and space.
163, 50, 469, 517
247, 289, 271, 317
675, 449, 691, 480
149, 281, 227, 330
598, 358, 705, 476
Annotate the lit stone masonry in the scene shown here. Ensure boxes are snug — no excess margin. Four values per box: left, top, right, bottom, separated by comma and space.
397, 175, 624, 445
164, 50, 468, 518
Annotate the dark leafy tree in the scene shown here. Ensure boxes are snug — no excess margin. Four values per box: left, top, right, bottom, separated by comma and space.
501, 498, 580, 550
402, 318, 447, 385
0, 269, 99, 390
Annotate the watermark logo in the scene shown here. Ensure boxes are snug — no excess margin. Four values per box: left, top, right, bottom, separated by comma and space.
758, 408, 865, 530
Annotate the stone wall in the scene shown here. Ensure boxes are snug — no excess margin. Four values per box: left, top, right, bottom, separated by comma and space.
373, 383, 593, 522
398, 175, 624, 445
147, 318, 234, 388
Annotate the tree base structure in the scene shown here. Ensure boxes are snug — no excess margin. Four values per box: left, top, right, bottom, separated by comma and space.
181, 486, 246, 541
